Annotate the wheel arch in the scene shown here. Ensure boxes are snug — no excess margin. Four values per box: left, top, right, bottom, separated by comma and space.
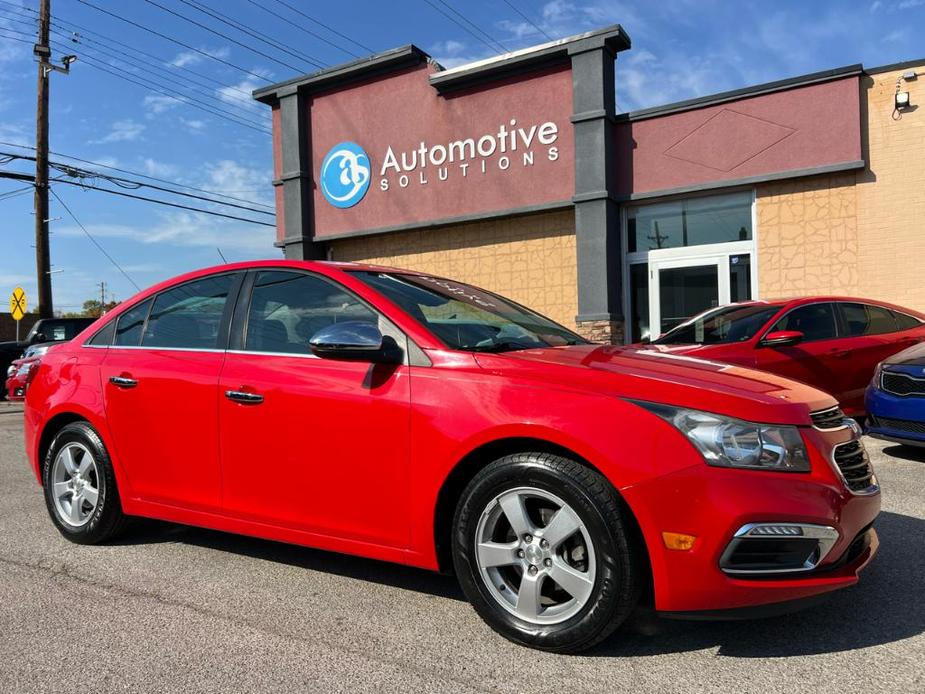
432, 436, 653, 603
37, 412, 91, 483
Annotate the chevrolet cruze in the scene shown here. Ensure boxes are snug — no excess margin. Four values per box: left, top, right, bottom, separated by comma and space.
23, 261, 880, 653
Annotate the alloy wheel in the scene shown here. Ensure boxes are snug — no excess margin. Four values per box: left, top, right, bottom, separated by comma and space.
51, 442, 101, 528
474, 486, 596, 625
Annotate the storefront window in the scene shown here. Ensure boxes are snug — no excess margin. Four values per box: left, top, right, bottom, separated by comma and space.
629, 263, 649, 342
627, 191, 753, 253
729, 254, 752, 303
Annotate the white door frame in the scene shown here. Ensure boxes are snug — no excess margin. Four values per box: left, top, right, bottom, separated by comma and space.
648, 253, 729, 338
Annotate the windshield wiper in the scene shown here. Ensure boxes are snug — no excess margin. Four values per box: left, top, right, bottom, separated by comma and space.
467, 340, 540, 353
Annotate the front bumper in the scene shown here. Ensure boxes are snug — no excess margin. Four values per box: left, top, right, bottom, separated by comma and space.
622, 424, 880, 613
865, 383, 925, 446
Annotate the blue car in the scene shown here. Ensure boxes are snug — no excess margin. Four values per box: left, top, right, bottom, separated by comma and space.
866, 342, 925, 446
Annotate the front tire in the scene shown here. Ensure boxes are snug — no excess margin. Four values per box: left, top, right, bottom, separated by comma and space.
42, 421, 127, 544
452, 452, 642, 653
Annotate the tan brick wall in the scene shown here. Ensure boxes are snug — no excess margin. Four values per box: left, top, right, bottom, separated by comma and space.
756, 173, 859, 298
329, 209, 579, 329
856, 64, 925, 311
757, 63, 925, 311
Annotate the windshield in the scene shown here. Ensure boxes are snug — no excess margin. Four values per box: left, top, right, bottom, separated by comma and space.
353, 272, 586, 352
653, 304, 782, 345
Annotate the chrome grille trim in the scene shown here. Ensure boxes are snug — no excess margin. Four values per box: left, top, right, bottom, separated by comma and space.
831, 439, 879, 496
881, 370, 925, 397
810, 406, 849, 431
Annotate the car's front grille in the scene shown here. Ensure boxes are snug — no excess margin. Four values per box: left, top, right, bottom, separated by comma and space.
881, 371, 925, 397
810, 406, 847, 430
870, 415, 925, 435
832, 440, 877, 493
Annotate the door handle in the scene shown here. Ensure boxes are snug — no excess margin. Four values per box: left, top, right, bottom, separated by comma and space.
109, 376, 138, 388
224, 389, 264, 404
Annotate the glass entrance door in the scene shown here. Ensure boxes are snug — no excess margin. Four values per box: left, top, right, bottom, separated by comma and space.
649, 256, 729, 338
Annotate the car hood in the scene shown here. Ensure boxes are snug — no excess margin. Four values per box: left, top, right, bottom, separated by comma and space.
475, 344, 836, 426
883, 341, 925, 366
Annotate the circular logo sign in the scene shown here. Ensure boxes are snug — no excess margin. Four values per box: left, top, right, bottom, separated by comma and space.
320, 141, 371, 208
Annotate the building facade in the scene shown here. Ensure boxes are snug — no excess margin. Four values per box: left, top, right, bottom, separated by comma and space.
254, 26, 924, 344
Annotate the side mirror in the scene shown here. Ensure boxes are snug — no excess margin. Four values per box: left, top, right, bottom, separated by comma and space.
309, 321, 402, 363
759, 330, 804, 348
30, 332, 46, 344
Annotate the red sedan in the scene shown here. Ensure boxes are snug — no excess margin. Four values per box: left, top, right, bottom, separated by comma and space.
24, 262, 879, 653
641, 297, 925, 417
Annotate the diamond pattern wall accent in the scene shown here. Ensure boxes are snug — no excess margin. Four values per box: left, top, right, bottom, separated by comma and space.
664, 109, 796, 172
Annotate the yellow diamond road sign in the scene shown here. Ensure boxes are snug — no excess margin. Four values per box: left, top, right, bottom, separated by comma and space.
10, 287, 27, 321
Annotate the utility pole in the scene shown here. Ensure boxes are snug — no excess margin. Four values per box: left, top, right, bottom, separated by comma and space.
32, 0, 76, 319
99, 280, 106, 315
33, 0, 52, 319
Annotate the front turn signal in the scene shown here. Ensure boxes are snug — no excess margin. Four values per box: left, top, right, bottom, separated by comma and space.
662, 532, 697, 551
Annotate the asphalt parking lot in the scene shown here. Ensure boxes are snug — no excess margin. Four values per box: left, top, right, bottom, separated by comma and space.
0, 405, 922, 693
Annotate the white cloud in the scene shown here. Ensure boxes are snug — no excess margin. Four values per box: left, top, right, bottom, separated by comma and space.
143, 94, 183, 115
216, 77, 267, 116
205, 160, 273, 205
0, 122, 29, 146
141, 158, 179, 178
898, 0, 925, 8
870, 1, 883, 11
168, 46, 230, 68
89, 119, 145, 144
180, 118, 205, 132
56, 213, 274, 254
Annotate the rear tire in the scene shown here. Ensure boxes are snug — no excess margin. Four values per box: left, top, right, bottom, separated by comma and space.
452, 452, 642, 653
42, 421, 127, 544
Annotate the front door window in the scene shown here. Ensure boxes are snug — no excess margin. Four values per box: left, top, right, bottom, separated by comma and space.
657, 264, 720, 335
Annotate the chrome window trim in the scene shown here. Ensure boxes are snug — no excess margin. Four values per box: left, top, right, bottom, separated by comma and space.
881, 369, 925, 397
83, 345, 227, 354
719, 522, 840, 575
830, 439, 880, 497
226, 348, 320, 360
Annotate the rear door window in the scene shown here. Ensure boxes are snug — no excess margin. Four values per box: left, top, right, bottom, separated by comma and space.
141, 274, 236, 349
770, 303, 838, 342
839, 302, 898, 336
892, 310, 923, 331
114, 298, 153, 347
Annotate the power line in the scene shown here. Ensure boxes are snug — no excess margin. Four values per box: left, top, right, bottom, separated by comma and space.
76, 0, 273, 83
268, 0, 373, 54
0, 141, 274, 211
47, 34, 272, 131
177, 0, 326, 69
0, 184, 34, 201
0, 0, 255, 98
1, 169, 275, 227
0, 21, 269, 133
421, 0, 507, 54
52, 177, 276, 227
49, 187, 141, 291
243, 0, 363, 59
501, 0, 553, 41
60, 47, 272, 135
140, 0, 307, 74
0, 150, 274, 216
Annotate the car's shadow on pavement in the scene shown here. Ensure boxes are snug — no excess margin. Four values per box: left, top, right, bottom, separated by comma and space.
590, 510, 925, 657
882, 444, 925, 463
116, 519, 467, 602
116, 510, 924, 657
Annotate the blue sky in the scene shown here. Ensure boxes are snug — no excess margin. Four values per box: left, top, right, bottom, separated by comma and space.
0, 0, 923, 312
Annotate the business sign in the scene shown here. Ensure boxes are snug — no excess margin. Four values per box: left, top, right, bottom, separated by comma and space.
308, 62, 575, 236
319, 141, 371, 208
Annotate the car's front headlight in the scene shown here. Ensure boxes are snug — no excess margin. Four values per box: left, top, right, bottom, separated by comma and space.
636, 402, 811, 472
871, 361, 883, 387
26, 345, 50, 358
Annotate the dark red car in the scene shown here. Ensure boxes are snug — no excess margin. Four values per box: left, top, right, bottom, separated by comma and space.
641, 297, 925, 417
24, 262, 880, 653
